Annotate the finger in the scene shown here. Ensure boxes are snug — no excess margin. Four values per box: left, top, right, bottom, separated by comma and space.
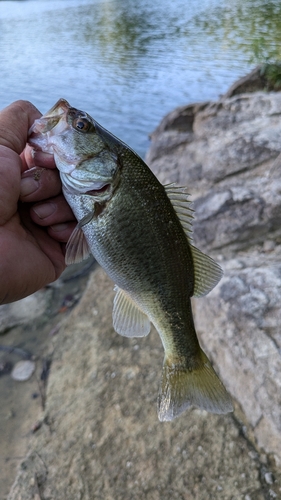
30, 194, 75, 226
24, 222, 66, 280
21, 144, 56, 172
0, 100, 41, 154
33, 150, 56, 168
20, 167, 62, 202
0, 146, 22, 225
48, 221, 77, 242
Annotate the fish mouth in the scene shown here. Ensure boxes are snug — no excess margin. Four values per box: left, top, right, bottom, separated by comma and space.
28, 99, 82, 167
44, 98, 71, 117
29, 98, 70, 136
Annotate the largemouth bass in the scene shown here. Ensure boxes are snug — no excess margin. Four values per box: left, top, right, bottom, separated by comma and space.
28, 99, 232, 421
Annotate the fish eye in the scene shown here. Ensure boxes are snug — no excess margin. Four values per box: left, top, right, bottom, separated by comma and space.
73, 117, 91, 132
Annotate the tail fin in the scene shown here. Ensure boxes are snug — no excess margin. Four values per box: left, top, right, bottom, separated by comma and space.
157, 349, 233, 421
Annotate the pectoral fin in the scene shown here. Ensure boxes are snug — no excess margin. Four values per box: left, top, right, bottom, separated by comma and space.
113, 286, 151, 337
65, 211, 94, 265
65, 225, 91, 265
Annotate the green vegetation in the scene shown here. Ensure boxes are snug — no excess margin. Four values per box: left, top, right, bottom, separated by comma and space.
76, 0, 281, 83
192, 0, 281, 65
260, 63, 281, 90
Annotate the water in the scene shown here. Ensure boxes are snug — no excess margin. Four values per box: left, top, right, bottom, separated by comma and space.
0, 0, 280, 157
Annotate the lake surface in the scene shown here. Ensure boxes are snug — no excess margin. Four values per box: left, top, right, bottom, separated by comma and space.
0, 0, 280, 157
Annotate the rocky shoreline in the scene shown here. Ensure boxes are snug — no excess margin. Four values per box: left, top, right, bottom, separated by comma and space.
4, 68, 281, 499
146, 70, 281, 464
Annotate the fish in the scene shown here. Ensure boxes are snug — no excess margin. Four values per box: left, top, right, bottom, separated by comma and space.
28, 98, 233, 421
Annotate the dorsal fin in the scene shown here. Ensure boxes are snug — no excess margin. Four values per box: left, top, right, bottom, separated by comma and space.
164, 184, 194, 239
113, 286, 151, 337
190, 244, 223, 297
165, 184, 223, 296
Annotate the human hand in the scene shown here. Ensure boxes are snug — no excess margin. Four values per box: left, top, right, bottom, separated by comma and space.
0, 100, 77, 304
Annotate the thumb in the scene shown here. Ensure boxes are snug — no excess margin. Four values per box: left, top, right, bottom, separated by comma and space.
0, 100, 42, 225
0, 146, 22, 225
0, 100, 41, 154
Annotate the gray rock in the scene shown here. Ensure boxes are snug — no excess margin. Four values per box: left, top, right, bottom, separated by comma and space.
223, 64, 281, 97
11, 360, 36, 381
223, 65, 266, 97
147, 92, 281, 189
0, 290, 52, 334
146, 83, 281, 466
7, 269, 277, 500
193, 254, 281, 458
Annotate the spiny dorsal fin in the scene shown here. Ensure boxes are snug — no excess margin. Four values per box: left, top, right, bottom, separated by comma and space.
164, 184, 194, 239
113, 286, 151, 337
191, 245, 223, 297
65, 225, 91, 265
165, 184, 223, 296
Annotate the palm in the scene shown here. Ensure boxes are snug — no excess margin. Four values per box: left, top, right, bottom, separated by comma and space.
0, 100, 76, 305
0, 149, 65, 303
1, 213, 65, 304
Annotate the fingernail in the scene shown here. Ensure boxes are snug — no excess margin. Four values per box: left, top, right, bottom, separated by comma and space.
20, 177, 39, 197
50, 223, 69, 232
32, 203, 56, 219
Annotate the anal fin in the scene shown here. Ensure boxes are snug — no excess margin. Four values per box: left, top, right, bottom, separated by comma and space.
113, 286, 151, 337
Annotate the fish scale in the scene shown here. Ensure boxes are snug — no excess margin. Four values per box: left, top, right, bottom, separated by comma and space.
28, 98, 233, 421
